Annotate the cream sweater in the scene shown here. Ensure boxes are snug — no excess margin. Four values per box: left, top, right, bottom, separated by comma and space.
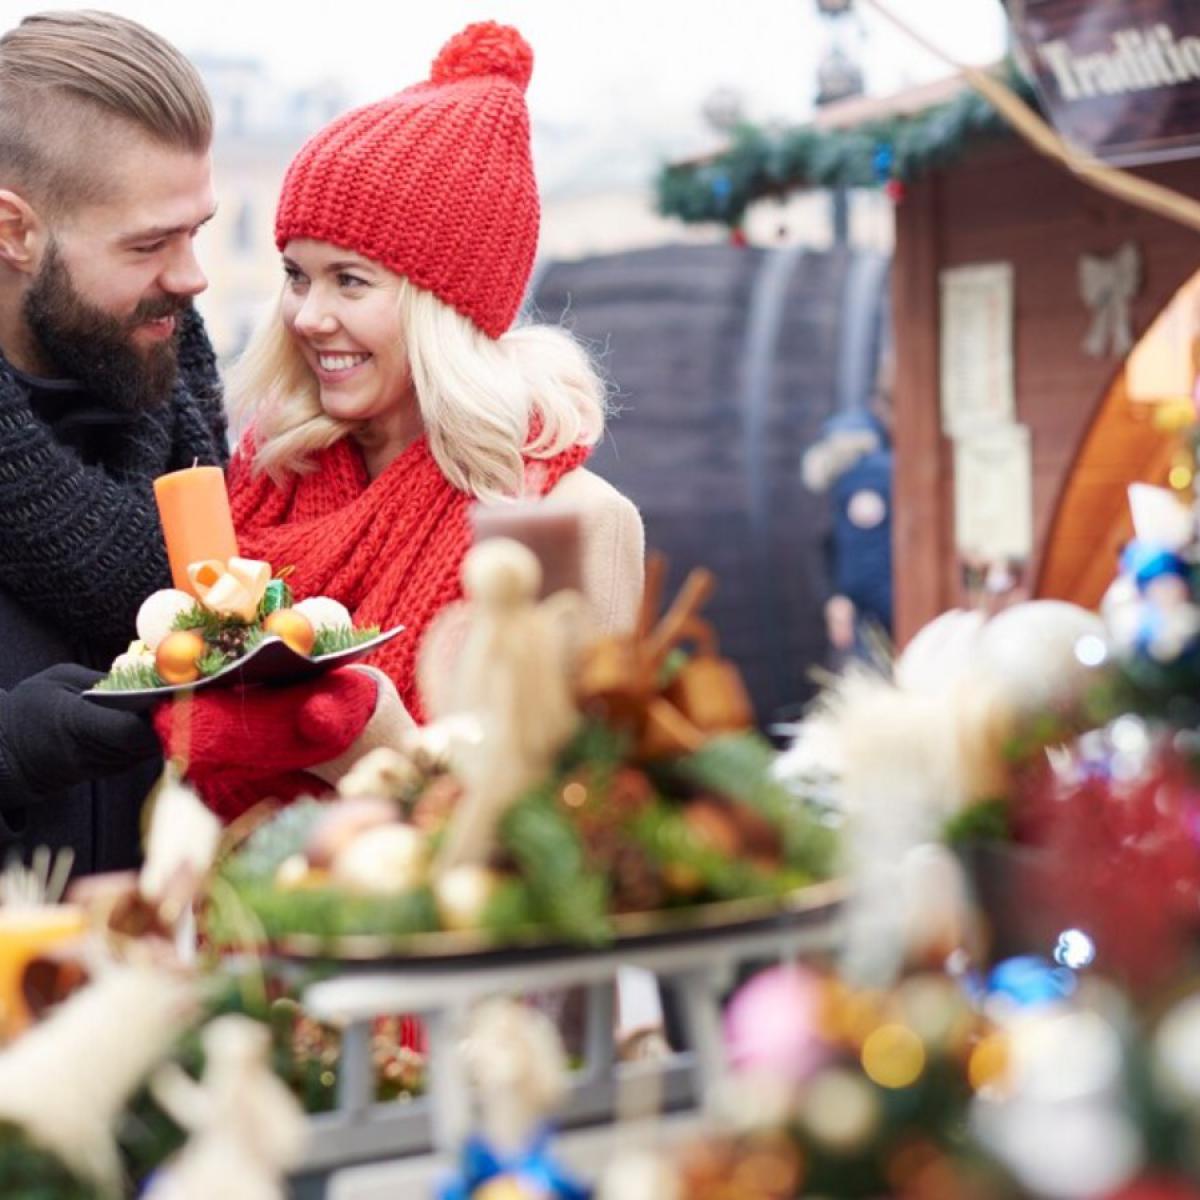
547, 467, 645, 634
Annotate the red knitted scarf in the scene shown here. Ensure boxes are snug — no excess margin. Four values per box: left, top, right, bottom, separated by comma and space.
227, 433, 589, 722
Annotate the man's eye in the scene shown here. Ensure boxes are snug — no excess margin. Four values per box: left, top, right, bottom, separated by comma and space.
134, 241, 166, 254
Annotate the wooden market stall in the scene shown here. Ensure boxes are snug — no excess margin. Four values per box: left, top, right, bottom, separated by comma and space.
891, 129, 1200, 641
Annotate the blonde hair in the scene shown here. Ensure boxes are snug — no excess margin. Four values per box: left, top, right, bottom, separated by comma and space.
0, 11, 212, 214
228, 276, 607, 501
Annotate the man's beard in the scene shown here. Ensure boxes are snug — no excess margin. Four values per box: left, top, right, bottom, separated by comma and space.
22, 242, 188, 413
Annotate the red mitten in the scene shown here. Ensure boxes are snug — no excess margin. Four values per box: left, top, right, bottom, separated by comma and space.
153, 668, 379, 823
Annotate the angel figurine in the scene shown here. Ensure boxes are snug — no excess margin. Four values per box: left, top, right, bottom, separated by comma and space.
421, 538, 587, 874
439, 996, 589, 1200
144, 1015, 306, 1200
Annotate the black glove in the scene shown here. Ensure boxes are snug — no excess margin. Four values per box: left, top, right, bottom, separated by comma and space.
0, 664, 160, 797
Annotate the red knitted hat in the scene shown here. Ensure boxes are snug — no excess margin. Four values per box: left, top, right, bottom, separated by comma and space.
275, 22, 538, 339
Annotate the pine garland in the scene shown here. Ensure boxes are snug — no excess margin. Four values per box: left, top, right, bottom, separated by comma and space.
656, 61, 1037, 227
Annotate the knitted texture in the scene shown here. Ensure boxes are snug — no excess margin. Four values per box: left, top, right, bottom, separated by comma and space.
153, 668, 379, 823
229, 433, 589, 724
274, 21, 538, 339
0, 306, 228, 656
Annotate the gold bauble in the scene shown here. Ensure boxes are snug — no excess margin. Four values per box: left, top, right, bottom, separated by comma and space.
473, 1176, 542, 1200
263, 608, 316, 655
154, 630, 206, 684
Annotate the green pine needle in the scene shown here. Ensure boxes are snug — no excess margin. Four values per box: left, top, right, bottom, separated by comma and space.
311, 624, 381, 657
197, 649, 232, 678
95, 662, 164, 691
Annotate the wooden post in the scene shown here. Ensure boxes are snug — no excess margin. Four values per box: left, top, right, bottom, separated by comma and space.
891, 173, 954, 646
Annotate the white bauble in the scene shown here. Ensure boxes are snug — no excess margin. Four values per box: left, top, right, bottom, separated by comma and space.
435, 863, 500, 931
976, 600, 1106, 715
293, 596, 352, 633
136, 589, 197, 650
110, 640, 156, 674
330, 823, 427, 895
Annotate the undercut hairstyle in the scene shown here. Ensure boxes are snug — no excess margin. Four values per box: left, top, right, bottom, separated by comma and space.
0, 10, 213, 216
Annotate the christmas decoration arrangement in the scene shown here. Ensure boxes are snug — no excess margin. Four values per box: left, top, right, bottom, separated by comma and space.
209, 545, 837, 953
90, 556, 395, 698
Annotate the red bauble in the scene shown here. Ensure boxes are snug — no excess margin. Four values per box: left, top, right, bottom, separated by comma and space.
884, 179, 906, 204
729, 227, 748, 247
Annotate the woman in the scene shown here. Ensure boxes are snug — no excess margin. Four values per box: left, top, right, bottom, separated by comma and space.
159, 22, 644, 818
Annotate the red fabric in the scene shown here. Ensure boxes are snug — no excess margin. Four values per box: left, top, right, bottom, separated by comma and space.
153, 669, 379, 823
274, 22, 537, 340
229, 433, 589, 724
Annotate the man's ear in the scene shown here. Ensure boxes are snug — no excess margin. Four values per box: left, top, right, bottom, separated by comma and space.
0, 190, 45, 274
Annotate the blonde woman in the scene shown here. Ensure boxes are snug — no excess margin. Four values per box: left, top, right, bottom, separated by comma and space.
157, 21, 643, 818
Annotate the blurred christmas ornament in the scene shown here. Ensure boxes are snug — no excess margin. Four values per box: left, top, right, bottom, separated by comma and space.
145, 1015, 306, 1199
723, 964, 829, 1083
0, 965, 196, 1195
330, 823, 427, 896
439, 998, 588, 1200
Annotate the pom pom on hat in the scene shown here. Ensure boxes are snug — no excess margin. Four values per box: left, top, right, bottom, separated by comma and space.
275, 21, 539, 339
431, 21, 533, 92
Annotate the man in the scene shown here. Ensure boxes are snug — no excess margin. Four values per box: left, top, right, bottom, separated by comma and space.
0, 11, 228, 872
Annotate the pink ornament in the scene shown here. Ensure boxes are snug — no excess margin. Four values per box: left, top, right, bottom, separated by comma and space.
722, 964, 828, 1082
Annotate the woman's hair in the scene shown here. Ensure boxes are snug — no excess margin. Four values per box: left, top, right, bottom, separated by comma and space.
227, 276, 607, 501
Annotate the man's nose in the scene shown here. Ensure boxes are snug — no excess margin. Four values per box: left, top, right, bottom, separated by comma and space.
159, 239, 207, 299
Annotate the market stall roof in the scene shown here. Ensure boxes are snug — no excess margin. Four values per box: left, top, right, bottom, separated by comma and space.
656, 62, 1031, 227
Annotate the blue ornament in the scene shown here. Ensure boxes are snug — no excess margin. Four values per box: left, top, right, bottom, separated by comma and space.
710, 173, 732, 204
872, 143, 894, 181
1120, 539, 1190, 592
438, 1127, 591, 1200
987, 955, 1077, 1007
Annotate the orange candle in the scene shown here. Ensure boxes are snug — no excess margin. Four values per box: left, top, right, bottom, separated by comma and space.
153, 466, 239, 596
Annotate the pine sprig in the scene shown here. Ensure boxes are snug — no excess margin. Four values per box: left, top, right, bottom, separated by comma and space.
197, 649, 233, 678
312, 624, 382, 658
632, 802, 780, 901
170, 603, 252, 646
669, 731, 837, 877
500, 793, 612, 945
95, 662, 163, 691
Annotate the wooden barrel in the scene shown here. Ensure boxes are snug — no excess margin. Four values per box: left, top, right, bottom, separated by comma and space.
532, 243, 889, 722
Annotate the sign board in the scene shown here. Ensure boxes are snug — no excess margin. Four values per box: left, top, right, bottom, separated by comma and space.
1010, 0, 1200, 165
940, 263, 1015, 438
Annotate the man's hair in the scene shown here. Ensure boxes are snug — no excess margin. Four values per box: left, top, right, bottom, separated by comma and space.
0, 10, 213, 216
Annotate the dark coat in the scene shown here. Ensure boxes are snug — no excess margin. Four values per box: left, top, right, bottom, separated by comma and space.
0, 307, 229, 873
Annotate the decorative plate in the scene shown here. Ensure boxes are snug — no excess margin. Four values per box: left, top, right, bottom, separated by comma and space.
83, 625, 405, 712
269, 878, 846, 968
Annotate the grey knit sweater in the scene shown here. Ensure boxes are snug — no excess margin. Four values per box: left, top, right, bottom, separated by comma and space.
0, 306, 230, 654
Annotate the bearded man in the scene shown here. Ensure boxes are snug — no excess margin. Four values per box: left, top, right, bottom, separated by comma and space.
0, 11, 228, 871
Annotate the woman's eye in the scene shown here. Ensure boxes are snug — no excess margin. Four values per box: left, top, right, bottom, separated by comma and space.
338, 272, 367, 288
283, 266, 307, 287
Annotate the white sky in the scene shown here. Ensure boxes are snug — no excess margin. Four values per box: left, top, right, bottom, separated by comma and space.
1, 1, 1010, 190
